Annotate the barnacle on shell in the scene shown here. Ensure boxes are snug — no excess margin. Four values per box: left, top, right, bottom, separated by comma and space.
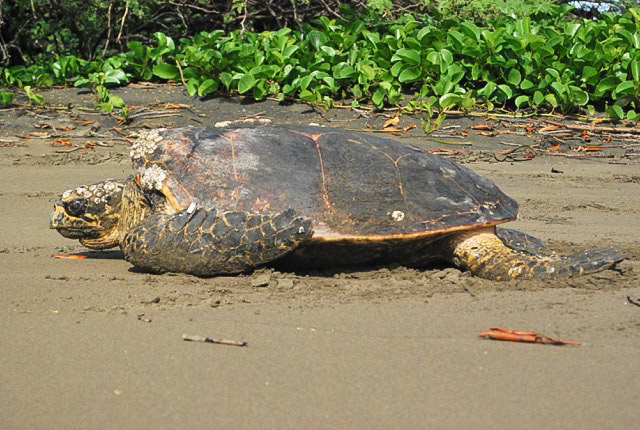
129, 129, 166, 160
140, 164, 167, 191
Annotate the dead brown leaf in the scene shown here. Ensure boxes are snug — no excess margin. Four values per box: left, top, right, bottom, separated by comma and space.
383, 115, 400, 129
538, 125, 559, 133
51, 139, 72, 147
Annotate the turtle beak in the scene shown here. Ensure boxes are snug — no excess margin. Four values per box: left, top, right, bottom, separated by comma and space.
50, 202, 66, 229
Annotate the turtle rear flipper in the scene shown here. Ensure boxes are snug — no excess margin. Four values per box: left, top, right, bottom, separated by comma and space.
122, 207, 312, 276
446, 228, 626, 280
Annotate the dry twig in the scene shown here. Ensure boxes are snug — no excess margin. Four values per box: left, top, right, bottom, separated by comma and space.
544, 120, 640, 134
182, 334, 247, 347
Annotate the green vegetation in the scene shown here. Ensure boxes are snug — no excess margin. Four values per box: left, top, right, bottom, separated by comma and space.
0, 91, 13, 106
0, 0, 587, 65
1, 3, 639, 120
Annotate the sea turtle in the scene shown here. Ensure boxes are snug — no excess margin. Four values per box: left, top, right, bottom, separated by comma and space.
50, 126, 625, 280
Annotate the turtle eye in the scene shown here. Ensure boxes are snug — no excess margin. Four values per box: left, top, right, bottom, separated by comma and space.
65, 199, 87, 216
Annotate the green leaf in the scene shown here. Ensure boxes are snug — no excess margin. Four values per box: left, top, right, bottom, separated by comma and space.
471, 64, 480, 80
320, 46, 336, 57
281, 84, 294, 95
392, 48, 421, 66
198, 79, 218, 97
550, 82, 566, 96
352, 84, 363, 99
632, 61, 640, 82
24, 86, 46, 105
300, 75, 314, 91
497, 84, 513, 99
153, 63, 179, 80
570, 87, 589, 105
322, 76, 337, 92
398, 67, 421, 83
439, 93, 462, 108
186, 78, 198, 97
109, 94, 125, 108
607, 105, 624, 120
533, 91, 544, 105
359, 64, 376, 81
282, 45, 299, 58
426, 51, 439, 65
515, 95, 529, 108
74, 78, 91, 88
237, 74, 256, 94
459, 22, 481, 41
545, 68, 560, 79
390, 62, 404, 77
219, 72, 233, 89
446, 31, 465, 52
564, 23, 581, 38
545, 93, 558, 108
299, 90, 316, 103
440, 49, 453, 66
615, 80, 635, 96
582, 66, 598, 79
333, 63, 356, 80
478, 81, 496, 98
460, 96, 475, 110
372, 88, 385, 108
104, 69, 127, 85
595, 77, 620, 97
520, 79, 534, 90
154, 32, 175, 50
252, 80, 267, 100
97, 102, 113, 113
307, 31, 328, 50
617, 29, 634, 46
507, 69, 521, 86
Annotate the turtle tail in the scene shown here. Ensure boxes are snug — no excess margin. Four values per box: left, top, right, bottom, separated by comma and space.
444, 227, 626, 281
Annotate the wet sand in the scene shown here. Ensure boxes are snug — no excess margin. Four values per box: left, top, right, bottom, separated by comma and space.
1, 87, 639, 428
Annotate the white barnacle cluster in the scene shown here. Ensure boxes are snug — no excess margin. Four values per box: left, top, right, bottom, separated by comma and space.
140, 164, 167, 191
390, 210, 405, 222
61, 181, 123, 204
129, 128, 166, 159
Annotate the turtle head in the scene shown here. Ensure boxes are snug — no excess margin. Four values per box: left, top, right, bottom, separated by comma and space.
50, 180, 126, 249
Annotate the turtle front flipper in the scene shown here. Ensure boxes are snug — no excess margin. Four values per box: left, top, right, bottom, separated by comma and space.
445, 227, 626, 281
122, 207, 312, 276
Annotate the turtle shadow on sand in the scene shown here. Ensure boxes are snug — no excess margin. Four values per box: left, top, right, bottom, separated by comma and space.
75, 250, 125, 260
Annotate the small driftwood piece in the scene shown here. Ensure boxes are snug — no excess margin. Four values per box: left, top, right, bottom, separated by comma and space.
182, 333, 247, 347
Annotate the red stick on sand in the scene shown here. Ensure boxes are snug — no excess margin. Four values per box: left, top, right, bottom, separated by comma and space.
479, 328, 579, 346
